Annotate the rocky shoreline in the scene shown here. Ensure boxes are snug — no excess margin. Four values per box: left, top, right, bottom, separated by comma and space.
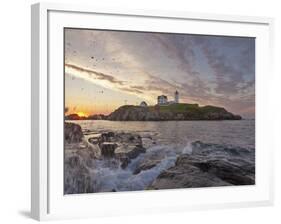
149, 141, 255, 190
64, 122, 254, 194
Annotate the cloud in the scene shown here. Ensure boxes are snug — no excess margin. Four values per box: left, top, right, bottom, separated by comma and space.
199, 36, 255, 96
130, 85, 148, 91
65, 63, 154, 102
150, 34, 198, 76
119, 87, 144, 94
65, 63, 125, 85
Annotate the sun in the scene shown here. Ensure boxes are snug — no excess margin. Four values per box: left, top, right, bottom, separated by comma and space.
77, 111, 87, 117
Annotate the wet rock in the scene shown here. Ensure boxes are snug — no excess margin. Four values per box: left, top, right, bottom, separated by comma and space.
115, 145, 146, 168
119, 157, 130, 169
116, 133, 142, 145
88, 133, 102, 144
133, 159, 160, 175
149, 142, 255, 190
65, 122, 83, 143
88, 138, 99, 144
115, 145, 145, 160
149, 163, 230, 190
64, 154, 94, 194
67, 155, 80, 168
197, 159, 255, 185
141, 137, 155, 148
100, 132, 115, 142
99, 142, 118, 157
88, 131, 147, 168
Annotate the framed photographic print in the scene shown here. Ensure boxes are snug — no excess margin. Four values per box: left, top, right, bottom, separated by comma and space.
31, 2, 274, 221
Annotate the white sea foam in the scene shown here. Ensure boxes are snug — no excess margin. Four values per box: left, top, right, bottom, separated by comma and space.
85, 145, 178, 192
182, 142, 193, 154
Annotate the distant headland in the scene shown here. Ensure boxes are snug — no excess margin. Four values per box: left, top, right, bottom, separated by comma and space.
65, 90, 242, 121
106, 103, 241, 121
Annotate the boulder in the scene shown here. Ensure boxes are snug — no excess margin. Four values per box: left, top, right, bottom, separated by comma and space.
133, 159, 160, 175
88, 138, 99, 144
88, 131, 147, 168
64, 122, 83, 143
115, 145, 146, 168
99, 142, 118, 157
141, 137, 155, 148
88, 133, 102, 144
100, 132, 115, 142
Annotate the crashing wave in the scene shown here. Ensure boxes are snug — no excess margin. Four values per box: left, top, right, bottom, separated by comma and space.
65, 135, 255, 194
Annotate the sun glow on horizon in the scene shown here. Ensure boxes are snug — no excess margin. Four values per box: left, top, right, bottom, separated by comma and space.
77, 111, 87, 117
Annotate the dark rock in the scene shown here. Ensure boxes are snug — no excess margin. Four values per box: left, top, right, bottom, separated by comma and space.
133, 160, 160, 174
119, 157, 130, 169
149, 142, 255, 190
116, 145, 146, 165
99, 142, 118, 157
88, 133, 102, 145
141, 137, 155, 148
149, 159, 230, 189
87, 114, 107, 120
88, 138, 99, 144
198, 159, 255, 185
64, 122, 83, 143
64, 154, 94, 194
88, 131, 147, 168
115, 145, 146, 168
99, 132, 115, 142
67, 155, 80, 168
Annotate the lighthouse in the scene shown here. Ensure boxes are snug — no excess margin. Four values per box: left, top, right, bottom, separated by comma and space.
175, 90, 179, 103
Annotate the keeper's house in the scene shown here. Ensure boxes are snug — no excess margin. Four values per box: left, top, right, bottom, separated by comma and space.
157, 90, 180, 105
157, 95, 168, 105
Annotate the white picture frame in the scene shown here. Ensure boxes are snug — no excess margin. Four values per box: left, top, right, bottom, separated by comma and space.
31, 2, 274, 221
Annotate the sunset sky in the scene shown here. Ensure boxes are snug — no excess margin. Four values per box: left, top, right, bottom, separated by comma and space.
65, 28, 255, 118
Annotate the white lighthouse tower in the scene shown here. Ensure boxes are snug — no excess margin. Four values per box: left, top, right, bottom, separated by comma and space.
175, 90, 179, 103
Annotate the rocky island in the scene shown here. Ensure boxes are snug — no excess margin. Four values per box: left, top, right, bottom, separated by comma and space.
107, 103, 242, 121
65, 90, 242, 121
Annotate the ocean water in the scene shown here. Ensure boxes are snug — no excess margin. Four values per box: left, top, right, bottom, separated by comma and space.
73, 120, 255, 148
65, 120, 255, 193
